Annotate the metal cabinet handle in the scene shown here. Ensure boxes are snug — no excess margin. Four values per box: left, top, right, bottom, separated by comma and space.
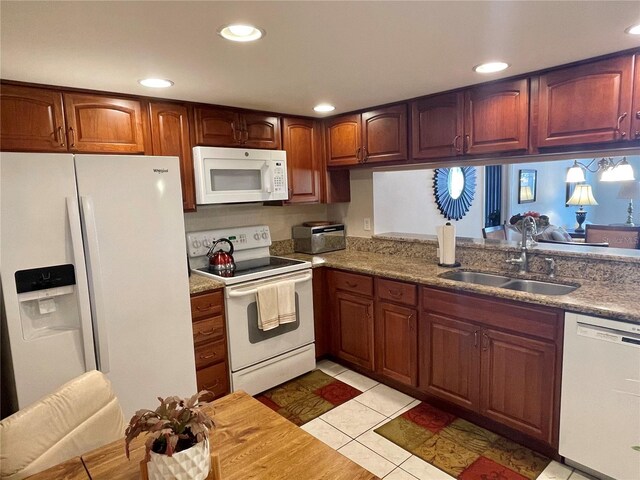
68, 127, 76, 147
242, 117, 249, 144
464, 134, 470, 153
231, 121, 238, 142
474, 330, 479, 347
57, 126, 65, 147
205, 380, 220, 389
616, 112, 628, 138
452, 135, 461, 153
387, 288, 402, 297
345, 280, 358, 288
198, 329, 217, 337
356, 146, 362, 162
482, 333, 489, 351
201, 353, 217, 360
195, 304, 214, 311
362, 146, 368, 163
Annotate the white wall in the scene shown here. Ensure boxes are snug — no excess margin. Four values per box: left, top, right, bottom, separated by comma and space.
328, 169, 374, 238
372, 167, 485, 238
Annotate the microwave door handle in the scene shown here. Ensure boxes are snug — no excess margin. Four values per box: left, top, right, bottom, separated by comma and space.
263, 162, 272, 193
226, 272, 313, 298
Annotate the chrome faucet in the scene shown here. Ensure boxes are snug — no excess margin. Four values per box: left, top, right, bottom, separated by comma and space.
506, 215, 535, 274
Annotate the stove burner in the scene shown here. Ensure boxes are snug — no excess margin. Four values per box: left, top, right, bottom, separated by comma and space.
197, 256, 306, 279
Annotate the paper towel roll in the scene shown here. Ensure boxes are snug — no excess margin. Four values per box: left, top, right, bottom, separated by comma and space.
437, 222, 457, 266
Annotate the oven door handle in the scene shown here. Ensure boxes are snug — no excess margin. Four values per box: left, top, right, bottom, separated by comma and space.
226, 272, 312, 298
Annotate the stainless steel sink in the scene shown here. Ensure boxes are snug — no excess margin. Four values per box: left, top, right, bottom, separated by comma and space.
500, 279, 578, 295
438, 270, 513, 287
438, 270, 578, 295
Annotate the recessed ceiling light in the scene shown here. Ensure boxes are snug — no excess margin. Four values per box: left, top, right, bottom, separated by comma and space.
218, 24, 264, 42
473, 62, 510, 74
313, 104, 335, 113
625, 24, 640, 35
138, 78, 174, 88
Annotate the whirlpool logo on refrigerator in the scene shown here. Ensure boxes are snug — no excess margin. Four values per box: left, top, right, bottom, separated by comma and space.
153, 168, 169, 174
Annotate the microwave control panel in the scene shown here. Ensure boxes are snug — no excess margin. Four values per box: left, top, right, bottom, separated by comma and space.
273, 161, 286, 193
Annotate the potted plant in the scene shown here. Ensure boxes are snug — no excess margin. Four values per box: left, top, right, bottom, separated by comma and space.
125, 391, 214, 480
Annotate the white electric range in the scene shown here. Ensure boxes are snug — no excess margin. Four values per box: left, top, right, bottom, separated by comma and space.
186, 225, 315, 395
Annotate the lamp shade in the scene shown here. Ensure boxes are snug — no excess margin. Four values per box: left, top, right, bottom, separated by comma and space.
566, 162, 586, 183
617, 181, 640, 200
567, 184, 598, 206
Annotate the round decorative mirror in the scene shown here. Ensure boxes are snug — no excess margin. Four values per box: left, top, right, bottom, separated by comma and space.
433, 167, 477, 220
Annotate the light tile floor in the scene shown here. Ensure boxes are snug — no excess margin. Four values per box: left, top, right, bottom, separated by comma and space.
310, 359, 593, 480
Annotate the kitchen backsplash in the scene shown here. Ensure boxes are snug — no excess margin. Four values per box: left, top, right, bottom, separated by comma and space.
183, 203, 331, 241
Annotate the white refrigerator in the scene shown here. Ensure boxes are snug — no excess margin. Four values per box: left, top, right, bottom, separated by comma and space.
0, 152, 197, 419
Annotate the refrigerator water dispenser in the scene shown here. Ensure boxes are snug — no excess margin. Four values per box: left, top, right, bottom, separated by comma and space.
15, 265, 81, 340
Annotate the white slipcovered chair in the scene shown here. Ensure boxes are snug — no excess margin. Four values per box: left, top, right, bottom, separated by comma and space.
0, 370, 126, 480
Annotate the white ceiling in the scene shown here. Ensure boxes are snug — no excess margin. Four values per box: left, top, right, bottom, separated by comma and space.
2, 1, 640, 117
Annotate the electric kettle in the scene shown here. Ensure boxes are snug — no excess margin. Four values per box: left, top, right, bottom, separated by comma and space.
206, 238, 236, 276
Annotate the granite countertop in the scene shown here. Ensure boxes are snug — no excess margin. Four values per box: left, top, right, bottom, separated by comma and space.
282, 250, 640, 324
189, 274, 225, 294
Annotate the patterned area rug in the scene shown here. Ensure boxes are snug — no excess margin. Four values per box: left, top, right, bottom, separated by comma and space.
374, 402, 550, 479
255, 370, 362, 426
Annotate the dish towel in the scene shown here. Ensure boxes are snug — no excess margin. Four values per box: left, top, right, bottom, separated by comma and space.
256, 284, 280, 331
277, 280, 297, 324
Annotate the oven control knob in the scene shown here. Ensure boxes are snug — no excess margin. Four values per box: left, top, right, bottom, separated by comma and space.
203, 238, 211, 247
254, 233, 260, 240
261, 232, 268, 239
192, 240, 201, 248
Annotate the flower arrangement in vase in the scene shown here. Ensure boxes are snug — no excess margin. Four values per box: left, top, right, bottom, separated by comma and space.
125, 391, 214, 480
509, 211, 550, 246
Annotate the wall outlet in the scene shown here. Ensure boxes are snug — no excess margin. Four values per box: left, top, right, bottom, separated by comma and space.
363, 218, 371, 231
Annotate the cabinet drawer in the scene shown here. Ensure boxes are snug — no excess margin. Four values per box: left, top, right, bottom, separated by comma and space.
376, 278, 417, 306
196, 362, 229, 399
192, 315, 225, 345
330, 270, 373, 297
421, 287, 561, 340
190, 290, 223, 320
194, 340, 226, 369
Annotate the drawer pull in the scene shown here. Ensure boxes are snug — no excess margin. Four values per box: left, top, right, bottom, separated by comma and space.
200, 353, 217, 360
196, 304, 214, 311
387, 288, 402, 297
205, 380, 220, 389
198, 329, 217, 336
345, 281, 358, 288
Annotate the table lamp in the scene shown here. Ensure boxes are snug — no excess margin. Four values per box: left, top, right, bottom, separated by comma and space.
617, 181, 640, 226
566, 184, 598, 232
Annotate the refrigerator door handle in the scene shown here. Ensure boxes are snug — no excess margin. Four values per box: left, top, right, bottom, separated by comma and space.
66, 196, 97, 370
80, 195, 111, 374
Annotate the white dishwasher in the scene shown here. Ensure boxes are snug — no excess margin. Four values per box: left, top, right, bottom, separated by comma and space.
560, 312, 640, 480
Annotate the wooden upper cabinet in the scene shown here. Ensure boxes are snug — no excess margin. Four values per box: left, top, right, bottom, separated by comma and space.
631, 54, 640, 141
282, 117, 321, 203
361, 104, 408, 163
149, 102, 196, 212
325, 114, 361, 166
326, 105, 408, 166
193, 107, 239, 147
63, 93, 146, 153
243, 113, 281, 149
193, 106, 280, 149
411, 92, 464, 159
465, 78, 529, 155
536, 56, 634, 147
1, 85, 67, 152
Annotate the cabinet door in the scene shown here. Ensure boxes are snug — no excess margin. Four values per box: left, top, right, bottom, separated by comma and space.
465, 78, 529, 154
333, 291, 374, 370
1, 85, 67, 152
325, 114, 361, 166
242, 113, 281, 149
282, 117, 321, 203
193, 106, 241, 146
420, 312, 480, 411
375, 302, 417, 386
63, 93, 146, 153
480, 328, 556, 443
361, 104, 408, 164
536, 56, 633, 147
631, 54, 640, 141
411, 93, 464, 159
149, 102, 196, 212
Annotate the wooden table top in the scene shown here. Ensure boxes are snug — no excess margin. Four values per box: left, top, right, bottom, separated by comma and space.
79, 391, 378, 480
24, 457, 89, 480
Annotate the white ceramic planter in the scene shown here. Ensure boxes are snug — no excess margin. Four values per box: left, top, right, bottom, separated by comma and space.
147, 438, 211, 480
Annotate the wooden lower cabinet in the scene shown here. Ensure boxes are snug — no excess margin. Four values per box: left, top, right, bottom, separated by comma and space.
419, 286, 561, 445
375, 301, 417, 386
333, 290, 375, 370
480, 327, 556, 441
190, 289, 229, 400
420, 312, 480, 410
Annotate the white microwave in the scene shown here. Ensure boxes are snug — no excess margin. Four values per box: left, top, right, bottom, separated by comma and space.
193, 147, 288, 204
